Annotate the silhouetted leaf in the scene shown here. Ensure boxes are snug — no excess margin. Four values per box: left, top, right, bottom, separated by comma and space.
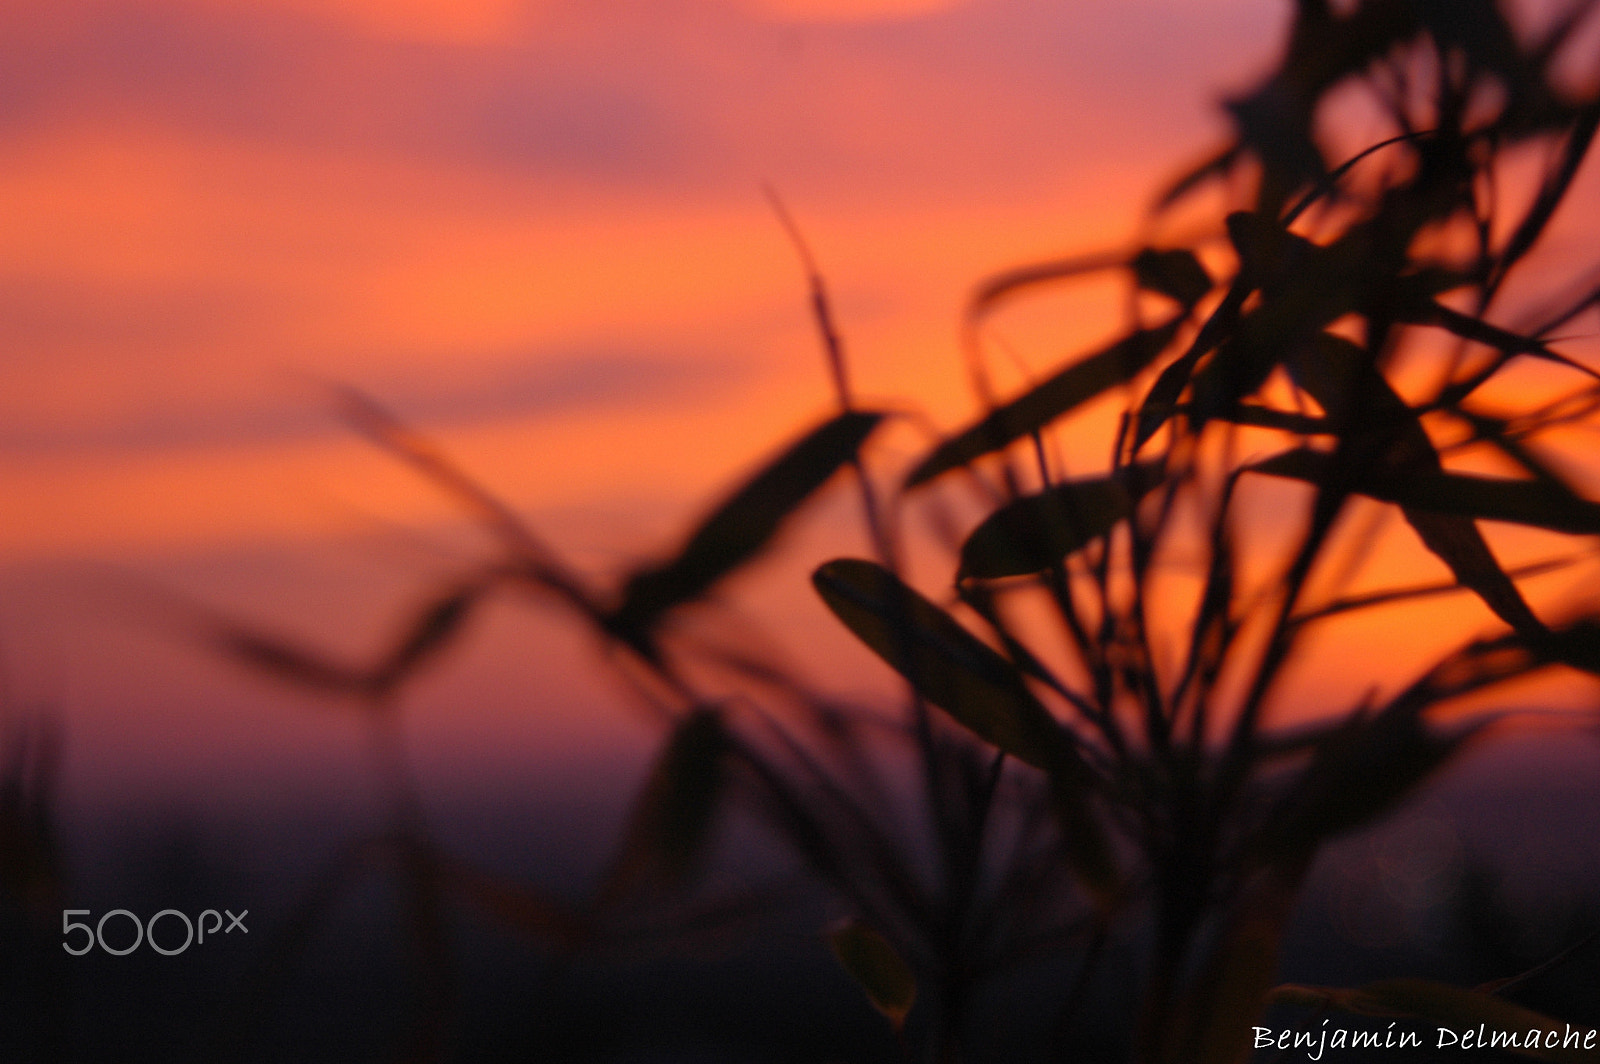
1134, 345, 1208, 451
1282, 334, 1548, 636
907, 320, 1181, 488
1224, 210, 1312, 286
1400, 299, 1599, 381
1185, 336, 1286, 430
1408, 508, 1546, 636
608, 411, 884, 649
959, 464, 1160, 579
1177, 221, 1365, 433
1132, 248, 1212, 308
827, 919, 917, 1030
1251, 449, 1600, 535
812, 559, 1117, 898
604, 708, 730, 899
1532, 620, 1600, 679
1132, 276, 1253, 451
1270, 979, 1593, 1064
1253, 706, 1480, 867
814, 560, 1068, 772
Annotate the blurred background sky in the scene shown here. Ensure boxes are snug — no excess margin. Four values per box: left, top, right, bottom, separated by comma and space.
2, 0, 1595, 825
0, 0, 1285, 814
0, 0, 1287, 560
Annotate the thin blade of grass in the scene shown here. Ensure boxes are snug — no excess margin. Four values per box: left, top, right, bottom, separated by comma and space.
1489, 100, 1600, 292
372, 581, 484, 693
1402, 300, 1600, 381
1285, 334, 1548, 636
334, 386, 599, 618
907, 321, 1182, 488
1251, 449, 1600, 535
607, 411, 883, 651
209, 625, 367, 697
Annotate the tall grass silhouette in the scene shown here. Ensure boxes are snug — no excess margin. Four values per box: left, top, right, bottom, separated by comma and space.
162, 1, 1600, 1061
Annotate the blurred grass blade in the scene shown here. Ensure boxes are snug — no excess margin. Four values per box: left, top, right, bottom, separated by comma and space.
959, 464, 1159, 579
1132, 275, 1252, 451
334, 386, 601, 619
1222, 1, 1418, 195
0, 716, 62, 913
967, 250, 1126, 320
907, 320, 1181, 488
1251, 450, 1600, 534
1131, 248, 1212, 308
1283, 335, 1547, 636
1532, 620, 1600, 678
1293, 557, 1574, 628
1401, 299, 1598, 379
209, 580, 484, 701
968, 245, 1207, 324
1405, 508, 1545, 637
210, 625, 366, 697
1253, 708, 1480, 867
1490, 100, 1600, 290
1134, 344, 1207, 451
607, 411, 883, 650
827, 919, 916, 1030
1193, 402, 1330, 435
1269, 979, 1593, 1064
1154, 144, 1240, 209
602, 708, 730, 900
372, 581, 484, 692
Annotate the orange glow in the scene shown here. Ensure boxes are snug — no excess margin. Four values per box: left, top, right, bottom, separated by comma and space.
4, 0, 1596, 809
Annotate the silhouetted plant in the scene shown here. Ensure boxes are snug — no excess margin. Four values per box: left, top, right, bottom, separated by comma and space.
200, 2, 1600, 1062
0, 707, 68, 1062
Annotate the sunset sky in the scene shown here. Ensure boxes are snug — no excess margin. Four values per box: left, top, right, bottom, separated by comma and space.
0, 0, 1290, 559
2, 0, 1594, 815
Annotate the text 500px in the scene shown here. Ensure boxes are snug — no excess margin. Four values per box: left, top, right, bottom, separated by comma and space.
61, 908, 247, 955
